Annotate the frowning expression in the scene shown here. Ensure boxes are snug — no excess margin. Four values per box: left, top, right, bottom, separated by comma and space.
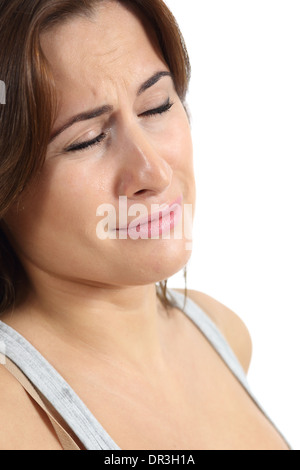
4, 0, 196, 286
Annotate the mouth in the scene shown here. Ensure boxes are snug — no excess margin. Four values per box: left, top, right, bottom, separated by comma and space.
116, 194, 183, 239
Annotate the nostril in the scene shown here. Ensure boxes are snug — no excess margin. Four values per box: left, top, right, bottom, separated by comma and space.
134, 189, 147, 196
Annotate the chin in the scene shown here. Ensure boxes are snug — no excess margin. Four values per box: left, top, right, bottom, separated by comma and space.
132, 237, 193, 284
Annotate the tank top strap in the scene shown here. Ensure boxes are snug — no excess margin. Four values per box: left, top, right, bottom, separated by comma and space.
0, 320, 121, 450
2, 357, 80, 450
167, 288, 291, 450
167, 288, 249, 387
0, 292, 292, 450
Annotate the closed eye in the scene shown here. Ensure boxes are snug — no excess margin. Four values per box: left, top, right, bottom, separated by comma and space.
65, 132, 106, 153
139, 97, 174, 117
65, 97, 174, 153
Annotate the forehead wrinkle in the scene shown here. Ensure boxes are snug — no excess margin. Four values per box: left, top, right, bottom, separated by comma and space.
85, 49, 141, 101
42, 2, 169, 123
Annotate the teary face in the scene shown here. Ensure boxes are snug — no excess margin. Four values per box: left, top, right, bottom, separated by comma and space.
4, 1, 196, 288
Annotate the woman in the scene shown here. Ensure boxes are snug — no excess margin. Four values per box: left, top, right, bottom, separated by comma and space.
0, 0, 291, 450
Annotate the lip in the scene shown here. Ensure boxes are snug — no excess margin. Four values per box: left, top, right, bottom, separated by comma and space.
116, 194, 183, 230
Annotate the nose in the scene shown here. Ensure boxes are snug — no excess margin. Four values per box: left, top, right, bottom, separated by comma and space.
115, 120, 173, 199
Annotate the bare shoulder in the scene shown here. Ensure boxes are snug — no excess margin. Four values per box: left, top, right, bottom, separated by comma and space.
172, 288, 252, 374
0, 364, 62, 450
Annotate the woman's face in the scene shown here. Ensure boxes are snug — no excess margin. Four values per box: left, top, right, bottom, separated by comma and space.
4, 1, 196, 287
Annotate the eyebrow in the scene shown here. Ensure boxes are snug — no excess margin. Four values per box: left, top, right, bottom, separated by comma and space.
49, 70, 173, 142
137, 71, 172, 96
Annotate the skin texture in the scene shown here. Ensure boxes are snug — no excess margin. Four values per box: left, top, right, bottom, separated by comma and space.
0, 1, 289, 450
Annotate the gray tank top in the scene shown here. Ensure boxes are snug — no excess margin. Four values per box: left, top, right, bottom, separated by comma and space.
0, 288, 291, 450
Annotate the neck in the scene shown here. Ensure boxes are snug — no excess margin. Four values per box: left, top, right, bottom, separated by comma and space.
6, 269, 176, 375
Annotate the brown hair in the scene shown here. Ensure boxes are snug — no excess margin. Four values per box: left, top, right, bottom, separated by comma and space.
0, 0, 190, 315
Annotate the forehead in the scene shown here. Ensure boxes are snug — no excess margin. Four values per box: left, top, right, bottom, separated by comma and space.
40, 1, 167, 102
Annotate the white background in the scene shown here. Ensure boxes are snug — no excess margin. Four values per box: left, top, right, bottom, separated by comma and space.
165, 0, 300, 450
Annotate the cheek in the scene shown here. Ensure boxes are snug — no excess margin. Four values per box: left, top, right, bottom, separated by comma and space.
164, 111, 196, 203
9, 159, 114, 244
157, 112, 193, 172
159, 104, 191, 152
